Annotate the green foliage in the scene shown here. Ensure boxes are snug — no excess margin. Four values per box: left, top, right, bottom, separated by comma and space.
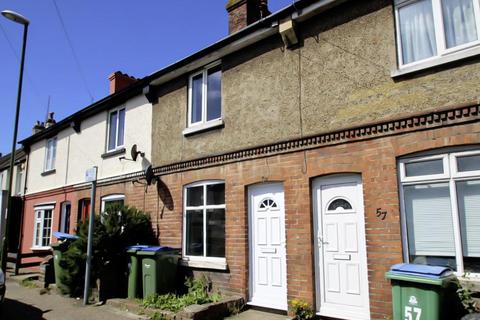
21, 279, 39, 289
142, 276, 221, 312
59, 204, 157, 296
290, 299, 314, 320
150, 312, 167, 320
456, 277, 478, 314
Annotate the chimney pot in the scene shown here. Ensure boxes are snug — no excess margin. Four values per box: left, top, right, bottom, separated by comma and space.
109, 71, 138, 94
32, 121, 45, 134
226, 0, 270, 34
45, 112, 56, 128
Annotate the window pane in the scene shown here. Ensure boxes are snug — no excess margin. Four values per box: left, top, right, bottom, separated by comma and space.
191, 74, 203, 124
34, 219, 42, 247
399, 0, 437, 64
186, 186, 204, 207
457, 180, 480, 257
104, 199, 124, 213
207, 183, 225, 205
405, 159, 444, 177
108, 111, 118, 150
117, 108, 125, 146
207, 209, 225, 257
207, 66, 222, 121
457, 154, 480, 172
442, 0, 478, 48
186, 210, 204, 256
43, 209, 52, 246
51, 139, 56, 169
404, 183, 456, 268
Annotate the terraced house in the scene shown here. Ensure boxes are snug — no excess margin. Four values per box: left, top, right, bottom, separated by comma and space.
17, 72, 153, 269
13, 0, 480, 319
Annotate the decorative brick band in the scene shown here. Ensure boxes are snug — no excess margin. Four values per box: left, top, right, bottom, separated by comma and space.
23, 103, 480, 198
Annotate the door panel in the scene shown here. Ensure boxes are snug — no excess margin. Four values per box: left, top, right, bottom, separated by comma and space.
313, 174, 370, 320
249, 183, 287, 310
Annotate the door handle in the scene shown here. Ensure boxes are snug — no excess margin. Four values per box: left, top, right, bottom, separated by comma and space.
318, 236, 329, 246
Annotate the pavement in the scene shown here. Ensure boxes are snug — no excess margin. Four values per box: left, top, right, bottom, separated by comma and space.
1, 279, 147, 320
225, 309, 289, 320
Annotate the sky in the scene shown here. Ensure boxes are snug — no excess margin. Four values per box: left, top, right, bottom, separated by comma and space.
0, 0, 293, 155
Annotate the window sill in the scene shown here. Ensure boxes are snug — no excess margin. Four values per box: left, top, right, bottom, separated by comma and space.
392, 45, 480, 78
30, 246, 51, 251
101, 147, 126, 159
183, 119, 224, 136
41, 169, 56, 176
180, 258, 227, 270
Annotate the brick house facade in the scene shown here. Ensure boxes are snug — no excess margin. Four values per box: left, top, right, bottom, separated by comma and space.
15, 0, 480, 319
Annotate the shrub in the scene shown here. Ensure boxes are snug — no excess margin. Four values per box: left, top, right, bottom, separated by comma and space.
59, 204, 157, 297
142, 276, 221, 312
290, 299, 314, 320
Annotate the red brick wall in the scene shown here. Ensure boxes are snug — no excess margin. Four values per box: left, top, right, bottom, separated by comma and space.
21, 121, 480, 319
141, 122, 479, 319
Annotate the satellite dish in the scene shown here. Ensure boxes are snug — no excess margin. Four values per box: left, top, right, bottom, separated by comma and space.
131, 144, 139, 161
145, 165, 156, 185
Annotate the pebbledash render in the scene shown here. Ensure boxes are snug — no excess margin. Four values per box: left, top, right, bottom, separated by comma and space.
17, 0, 480, 319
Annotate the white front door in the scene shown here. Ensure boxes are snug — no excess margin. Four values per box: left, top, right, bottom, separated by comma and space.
313, 174, 370, 320
248, 183, 287, 310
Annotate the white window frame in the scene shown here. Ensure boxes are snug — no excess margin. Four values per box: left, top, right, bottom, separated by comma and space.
32, 205, 54, 250
187, 62, 222, 129
44, 137, 57, 172
394, 0, 480, 73
399, 154, 449, 182
106, 107, 126, 152
182, 180, 226, 269
101, 194, 125, 213
15, 164, 23, 195
399, 149, 480, 275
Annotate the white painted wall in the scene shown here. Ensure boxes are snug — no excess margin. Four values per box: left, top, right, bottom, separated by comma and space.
26, 95, 152, 195
0, 163, 26, 196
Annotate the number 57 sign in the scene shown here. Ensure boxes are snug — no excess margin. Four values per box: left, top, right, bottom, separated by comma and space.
405, 306, 422, 320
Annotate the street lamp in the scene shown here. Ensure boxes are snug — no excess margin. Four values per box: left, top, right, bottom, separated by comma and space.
0, 10, 29, 271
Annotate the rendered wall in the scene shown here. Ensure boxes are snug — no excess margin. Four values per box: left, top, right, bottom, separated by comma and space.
151, 0, 480, 166
26, 95, 152, 195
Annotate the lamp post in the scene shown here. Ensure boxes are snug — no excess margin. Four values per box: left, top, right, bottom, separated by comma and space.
0, 10, 29, 271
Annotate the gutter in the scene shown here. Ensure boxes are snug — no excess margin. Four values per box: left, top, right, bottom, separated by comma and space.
20, 0, 347, 146
146, 0, 346, 88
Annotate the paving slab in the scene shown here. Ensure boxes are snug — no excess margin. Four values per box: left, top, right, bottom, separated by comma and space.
225, 309, 289, 320
1, 279, 147, 320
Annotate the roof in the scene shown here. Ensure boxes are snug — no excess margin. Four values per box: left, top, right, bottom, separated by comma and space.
0, 149, 27, 171
20, 0, 342, 146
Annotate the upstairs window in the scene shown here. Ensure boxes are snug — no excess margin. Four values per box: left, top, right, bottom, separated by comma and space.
395, 0, 480, 67
107, 107, 125, 152
15, 164, 23, 195
44, 137, 57, 172
188, 63, 222, 128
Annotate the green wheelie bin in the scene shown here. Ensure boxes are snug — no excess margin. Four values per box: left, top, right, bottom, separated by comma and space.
126, 245, 149, 299
386, 263, 464, 320
137, 246, 179, 298
51, 232, 79, 293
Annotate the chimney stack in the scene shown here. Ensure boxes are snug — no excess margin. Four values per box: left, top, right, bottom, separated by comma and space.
109, 71, 138, 95
226, 0, 270, 34
32, 120, 45, 134
45, 112, 56, 128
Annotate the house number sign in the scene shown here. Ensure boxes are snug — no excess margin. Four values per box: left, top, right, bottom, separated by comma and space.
376, 208, 387, 220
404, 295, 422, 320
